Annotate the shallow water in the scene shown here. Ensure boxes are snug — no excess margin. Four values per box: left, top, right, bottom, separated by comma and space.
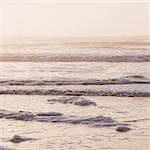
0, 95, 150, 150
0, 62, 150, 81
0, 61, 149, 96
0, 42, 150, 149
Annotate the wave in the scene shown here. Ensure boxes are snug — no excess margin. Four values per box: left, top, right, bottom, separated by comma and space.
0, 75, 149, 86
0, 75, 149, 97
0, 54, 150, 62
0, 88, 149, 97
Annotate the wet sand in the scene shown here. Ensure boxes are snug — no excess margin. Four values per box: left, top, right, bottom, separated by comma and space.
0, 95, 150, 150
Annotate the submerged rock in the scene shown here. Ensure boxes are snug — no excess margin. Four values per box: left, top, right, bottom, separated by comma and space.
116, 125, 132, 132
48, 96, 97, 106
10, 135, 34, 143
5, 111, 35, 121
73, 98, 97, 106
0, 109, 35, 121
0, 109, 128, 128
0, 110, 8, 118
35, 115, 120, 126
48, 96, 78, 104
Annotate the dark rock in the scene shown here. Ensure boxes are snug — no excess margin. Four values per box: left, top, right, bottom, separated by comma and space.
0, 109, 128, 128
73, 98, 97, 106
48, 96, 79, 104
48, 96, 97, 106
5, 111, 35, 121
10, 135, 34, 143
37, 112, 63, 116
116, 125, 132, 132
35, 115, 126, 127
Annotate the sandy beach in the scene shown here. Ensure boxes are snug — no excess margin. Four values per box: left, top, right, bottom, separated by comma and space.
0, 95, 150, 150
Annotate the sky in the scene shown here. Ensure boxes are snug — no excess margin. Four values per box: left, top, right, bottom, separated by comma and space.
0, 0, 149, 40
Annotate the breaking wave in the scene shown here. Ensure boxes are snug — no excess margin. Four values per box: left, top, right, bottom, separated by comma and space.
0, 75, 149, 86
0, 75, 149, 97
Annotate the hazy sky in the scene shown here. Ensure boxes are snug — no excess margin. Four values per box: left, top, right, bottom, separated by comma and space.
0, 0, 149, 39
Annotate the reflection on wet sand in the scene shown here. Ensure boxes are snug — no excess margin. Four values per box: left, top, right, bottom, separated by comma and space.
0, 95, 150, 150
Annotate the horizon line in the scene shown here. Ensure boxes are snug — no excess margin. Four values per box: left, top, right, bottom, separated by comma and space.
0, 35, 149, 44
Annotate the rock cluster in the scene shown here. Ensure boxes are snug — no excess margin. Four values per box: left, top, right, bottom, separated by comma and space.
48, 96, 97, 106
0, 109, 128, 127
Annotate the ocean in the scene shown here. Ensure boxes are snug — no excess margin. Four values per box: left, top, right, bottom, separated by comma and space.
0, 41, 150, 150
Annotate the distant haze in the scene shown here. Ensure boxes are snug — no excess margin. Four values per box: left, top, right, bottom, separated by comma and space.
0, 1, 149, 41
